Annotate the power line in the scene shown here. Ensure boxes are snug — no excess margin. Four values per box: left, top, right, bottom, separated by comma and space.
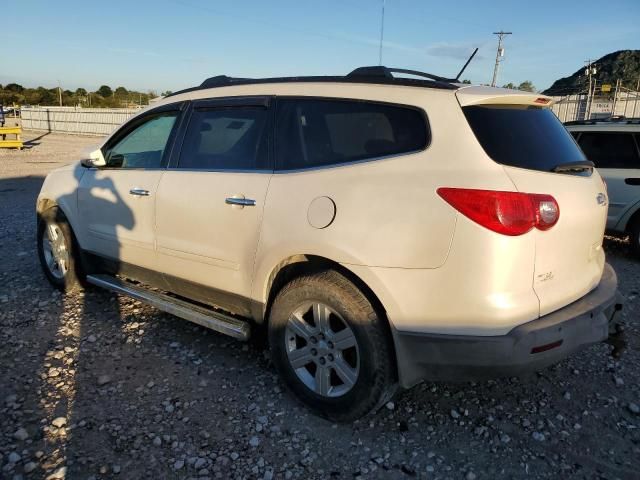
491, 31, 512, 87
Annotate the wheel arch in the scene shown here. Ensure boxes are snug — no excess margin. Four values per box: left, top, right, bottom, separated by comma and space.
36, 197, 83, 247
623, 203, 640, 233
260, 254, 398, 378
613, 198, 640, 233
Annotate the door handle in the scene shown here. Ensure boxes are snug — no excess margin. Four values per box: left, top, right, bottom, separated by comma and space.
225, 197, 256, 207
129, 188, 150, 196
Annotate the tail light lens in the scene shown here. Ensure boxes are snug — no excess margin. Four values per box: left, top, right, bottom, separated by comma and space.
437, 188, 559, 236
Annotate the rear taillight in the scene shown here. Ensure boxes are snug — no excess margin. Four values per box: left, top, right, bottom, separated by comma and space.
437, 188, 559, 236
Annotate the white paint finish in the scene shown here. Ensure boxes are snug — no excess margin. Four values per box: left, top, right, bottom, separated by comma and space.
77, 169, 163, 269
503, 166, 607, 317
346, 215, 539, 336
456, 85, 553, 107
155, 170, 271, 299
38, 80, 611, 340
307, 196, 336, 229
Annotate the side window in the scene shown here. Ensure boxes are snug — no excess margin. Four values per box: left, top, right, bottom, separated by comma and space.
276, 98, 428, 170
177, 107, 269, 170
104, 112, 178, 169
578, 132, 640, 169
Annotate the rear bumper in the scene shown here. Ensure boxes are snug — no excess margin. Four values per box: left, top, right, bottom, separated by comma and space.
394, 263, 621, 388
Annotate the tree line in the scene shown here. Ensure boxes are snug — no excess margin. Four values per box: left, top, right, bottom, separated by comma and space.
0, 83, 173, 108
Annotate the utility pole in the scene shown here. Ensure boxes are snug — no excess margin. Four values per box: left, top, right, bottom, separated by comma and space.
491, 31, 511, 87
57, 80, 63, 107
584, 60, 597, 119
378, 0, 385, 66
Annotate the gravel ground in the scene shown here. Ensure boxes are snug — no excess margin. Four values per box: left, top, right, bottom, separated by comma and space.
1, 132, 639, 480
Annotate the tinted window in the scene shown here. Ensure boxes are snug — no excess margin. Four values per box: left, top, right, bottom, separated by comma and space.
178, 108, 269, 170
104, 113, 178, 168
577, 132, 640, 169
463, 105, 586, 172
276, 99, 428, 170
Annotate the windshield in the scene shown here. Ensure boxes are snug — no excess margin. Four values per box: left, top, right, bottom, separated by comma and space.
463, 105, 587, 173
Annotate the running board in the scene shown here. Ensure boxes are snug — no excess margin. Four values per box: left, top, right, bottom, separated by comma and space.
86, 274, 250, 340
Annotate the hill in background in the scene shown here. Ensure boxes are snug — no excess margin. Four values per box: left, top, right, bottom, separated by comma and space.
543, 50, 640, 95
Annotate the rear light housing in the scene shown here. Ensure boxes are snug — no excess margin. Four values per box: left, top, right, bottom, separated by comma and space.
437, 188, 559, 236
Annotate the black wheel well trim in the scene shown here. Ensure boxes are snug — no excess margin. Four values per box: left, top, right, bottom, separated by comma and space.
626, 206, 640, 233
262, 254, 398, 380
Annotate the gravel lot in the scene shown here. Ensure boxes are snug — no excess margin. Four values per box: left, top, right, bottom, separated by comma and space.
1, 132, 639, 480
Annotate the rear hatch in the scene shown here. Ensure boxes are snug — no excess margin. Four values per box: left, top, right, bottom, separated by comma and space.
457, 88, 608, 316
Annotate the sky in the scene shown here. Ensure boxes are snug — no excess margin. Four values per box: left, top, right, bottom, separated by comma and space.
2, 0, 639, 93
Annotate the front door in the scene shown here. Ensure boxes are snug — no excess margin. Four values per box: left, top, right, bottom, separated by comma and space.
155, 97, 273, 315
78, 106, 182, 269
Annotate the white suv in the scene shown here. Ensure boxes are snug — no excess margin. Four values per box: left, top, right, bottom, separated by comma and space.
565, 118, 640, 256
37, 67, 621, 421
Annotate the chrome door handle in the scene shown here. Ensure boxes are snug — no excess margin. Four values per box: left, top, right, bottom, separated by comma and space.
225, 197, 256, 207
129, 188, 150, 196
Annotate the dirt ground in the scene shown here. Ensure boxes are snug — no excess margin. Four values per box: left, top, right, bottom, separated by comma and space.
1, 131, 639, 480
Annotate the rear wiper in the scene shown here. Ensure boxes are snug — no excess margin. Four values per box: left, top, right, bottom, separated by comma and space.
551, 160, 595, 173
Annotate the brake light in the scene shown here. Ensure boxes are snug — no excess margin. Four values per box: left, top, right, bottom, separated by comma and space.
437, 188, 559, 236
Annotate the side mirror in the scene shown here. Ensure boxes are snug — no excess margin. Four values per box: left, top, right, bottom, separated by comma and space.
81, 149, 106, 168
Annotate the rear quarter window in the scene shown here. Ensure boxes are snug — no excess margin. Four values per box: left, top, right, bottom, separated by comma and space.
276, 98, 429, 170
463, 105, 586, 172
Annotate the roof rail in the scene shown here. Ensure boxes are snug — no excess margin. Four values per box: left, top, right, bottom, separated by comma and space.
165, 66, 460, 98
346, 66, 456, 83
564, 116, 640, 126
199, 75, 247, 88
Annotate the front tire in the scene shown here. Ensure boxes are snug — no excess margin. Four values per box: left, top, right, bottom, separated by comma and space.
37, 207, 84, 292
268, 270, 396, 421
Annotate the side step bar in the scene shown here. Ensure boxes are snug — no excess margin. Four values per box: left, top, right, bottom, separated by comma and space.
86, 274, 251, 340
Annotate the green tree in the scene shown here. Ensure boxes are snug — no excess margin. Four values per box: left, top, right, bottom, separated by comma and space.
97, 85, 113, 97
161, 90, 173, 97
502, 82, 516, 89
75, 87, 87, 96
517, 81, 536, 92
461, 79, 472, 84
5, 83, 24, 93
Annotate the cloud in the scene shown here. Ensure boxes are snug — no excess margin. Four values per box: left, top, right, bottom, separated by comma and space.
425, 42, 485, 60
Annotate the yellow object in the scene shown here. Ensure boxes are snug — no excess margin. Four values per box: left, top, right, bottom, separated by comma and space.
0, 125, 23, 149
601, 84, 612, 93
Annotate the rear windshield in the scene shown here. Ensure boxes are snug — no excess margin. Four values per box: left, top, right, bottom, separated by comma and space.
463, 105, 586, 172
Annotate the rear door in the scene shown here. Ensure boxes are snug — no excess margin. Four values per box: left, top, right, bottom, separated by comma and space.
574, 130, 640, 230
461, 101, 608, 316
155, 97, 273, 316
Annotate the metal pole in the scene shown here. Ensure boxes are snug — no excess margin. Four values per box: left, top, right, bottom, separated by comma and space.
378, 0, 385, 66
631, 78, 640, 118
491, 31, 512, 87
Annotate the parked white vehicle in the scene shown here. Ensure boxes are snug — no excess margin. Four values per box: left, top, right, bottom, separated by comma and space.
566, 117, 640, 256
37, 67, 621, 420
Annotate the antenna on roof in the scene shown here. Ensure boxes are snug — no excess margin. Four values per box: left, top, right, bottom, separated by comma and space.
455, 47, 478, 81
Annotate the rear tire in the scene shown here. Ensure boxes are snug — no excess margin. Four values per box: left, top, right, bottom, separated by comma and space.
268, 270, 396, 422
37, 207, 85, 292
